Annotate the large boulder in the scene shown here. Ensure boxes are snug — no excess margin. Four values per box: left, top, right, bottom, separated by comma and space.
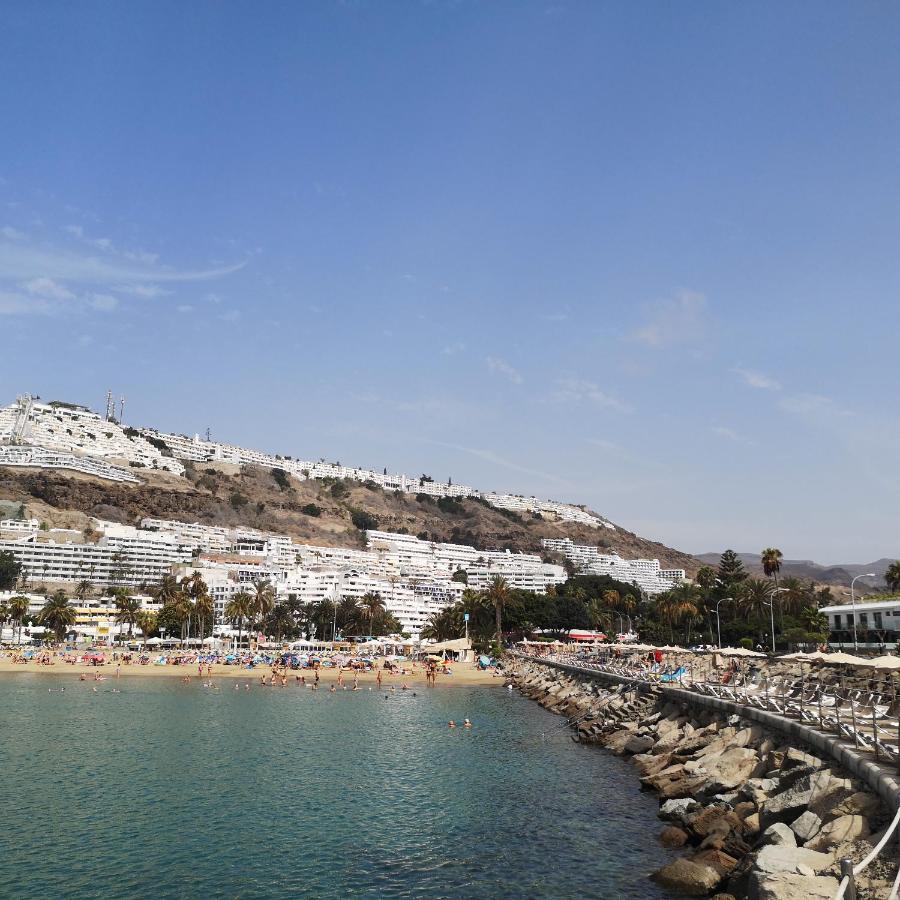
692, 849, 739, 877
832, 792, 881, 819
761, 823, 795, 847
624, 733, 655, 754
652, 858, 722, 896
789, 810, 822, 843
805, 815, 870, 851
752, 872, 840, 900
759, 775, 815, 829
704, 747, 762, 791
753, 844, 834, 876
660, 797, 701, 823
660, 825, 689, 848
782, 747, 823, 770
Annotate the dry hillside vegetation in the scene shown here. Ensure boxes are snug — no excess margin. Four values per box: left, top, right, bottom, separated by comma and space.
0, 463, 699, 572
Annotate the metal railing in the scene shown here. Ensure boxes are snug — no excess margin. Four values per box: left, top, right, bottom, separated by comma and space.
834, 800, 900, 898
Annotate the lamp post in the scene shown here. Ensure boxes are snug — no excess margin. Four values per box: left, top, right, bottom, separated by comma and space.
766, 588, 790, 654
850, 573, 877, 652
715, 597, 733, 649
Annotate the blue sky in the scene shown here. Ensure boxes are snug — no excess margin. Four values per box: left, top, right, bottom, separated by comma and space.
1, 1, 899, 563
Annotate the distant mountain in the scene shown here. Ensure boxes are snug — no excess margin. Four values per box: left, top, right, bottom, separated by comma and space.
696, 552, 895, 589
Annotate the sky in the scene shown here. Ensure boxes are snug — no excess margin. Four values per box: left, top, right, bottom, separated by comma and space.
1, 1, 899, 564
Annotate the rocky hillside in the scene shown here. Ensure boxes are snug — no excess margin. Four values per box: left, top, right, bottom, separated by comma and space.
0, 462, 700, 572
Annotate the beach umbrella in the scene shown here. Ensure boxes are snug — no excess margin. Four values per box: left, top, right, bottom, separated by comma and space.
860, 655, 900, 670
718, 647, 766, 658
821, 651, 870, 666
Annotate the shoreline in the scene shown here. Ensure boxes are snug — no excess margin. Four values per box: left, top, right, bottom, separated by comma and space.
0, 658, 502, 686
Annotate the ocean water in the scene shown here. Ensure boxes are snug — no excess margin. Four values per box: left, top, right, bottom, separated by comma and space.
0, 675, 674, 898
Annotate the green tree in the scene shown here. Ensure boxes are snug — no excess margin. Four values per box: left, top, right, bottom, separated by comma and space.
695, 566, 717, 592
225, 591, 254, 647
8, 594, 29, 643
358, 592, 386, 636
135, 610, 158, 639
38, 591, 76, 642
717, 550, 748, 593
251, 579, 276, 630
113, 590, 141, 637
885, 561, 900, 594
0, 551, 22, 591
483, 575, 511, 645
761, 548, 784, 588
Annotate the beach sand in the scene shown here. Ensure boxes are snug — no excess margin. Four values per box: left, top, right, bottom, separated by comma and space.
0, 656, 502, 686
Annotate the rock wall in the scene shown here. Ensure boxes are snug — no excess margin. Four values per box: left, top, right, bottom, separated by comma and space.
509, 658, 898, 899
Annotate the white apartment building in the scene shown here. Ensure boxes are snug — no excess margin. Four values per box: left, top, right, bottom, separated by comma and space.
542, 538, 685, 596
0, 396, 184, 475
0, 531, 195, 587
0, 445, 141, 483
0, 518, 40, 534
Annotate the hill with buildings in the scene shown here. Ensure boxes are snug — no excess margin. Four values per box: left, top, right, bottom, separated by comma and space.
0, 463, 699, 573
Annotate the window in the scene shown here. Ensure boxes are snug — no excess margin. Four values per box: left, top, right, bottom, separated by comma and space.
874, 612, 883, 630
833, 614, 841, 629
859, 612, 868, 628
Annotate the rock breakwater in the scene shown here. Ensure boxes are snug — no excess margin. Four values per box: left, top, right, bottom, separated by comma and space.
509, 658, 899, 899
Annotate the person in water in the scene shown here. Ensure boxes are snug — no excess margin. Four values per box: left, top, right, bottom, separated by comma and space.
448, 720, 456, 728
464, 718, 472, 728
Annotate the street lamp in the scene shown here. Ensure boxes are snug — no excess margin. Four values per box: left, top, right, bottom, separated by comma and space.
715, 597, 733, 649
850, 573, 877, 652
765, 588, 790, 654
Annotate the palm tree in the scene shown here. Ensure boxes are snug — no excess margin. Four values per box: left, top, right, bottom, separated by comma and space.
761, 548, 783, 588
656, 584, 700, 643
224, 591, 254, 648
483, 575, 511, 646
75, 579, 93, 602
8, 595, 29, 644
152, 573, 181, 605
171, 588, 195, 644
114, 591, 141, 636
38, 591, 76, 643
695, 565, 717, 592
885, 562, 900, 594
359, 592, 386, 636
251, 579, 275, 630
135, 610, 157, 639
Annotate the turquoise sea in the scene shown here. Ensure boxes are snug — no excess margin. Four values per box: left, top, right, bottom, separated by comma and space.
0, 675, 673, 898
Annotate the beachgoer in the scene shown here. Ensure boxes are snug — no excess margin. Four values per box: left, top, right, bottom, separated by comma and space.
464, 718, 472, 728
448, 721, 456, 728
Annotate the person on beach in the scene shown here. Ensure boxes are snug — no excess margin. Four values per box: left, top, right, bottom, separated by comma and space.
376, 668, 382, 688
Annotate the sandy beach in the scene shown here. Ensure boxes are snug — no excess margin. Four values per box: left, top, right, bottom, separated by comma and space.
0, 656, 503, 685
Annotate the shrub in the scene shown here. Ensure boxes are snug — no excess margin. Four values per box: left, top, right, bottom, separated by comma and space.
271, 468, 291, 491
230, 492, 249, 509
300, 504, 322, 517
350, 509, 378, 531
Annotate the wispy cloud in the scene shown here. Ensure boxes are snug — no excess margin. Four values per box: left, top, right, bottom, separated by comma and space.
711, 425, 751, 444
0, 243, 246, 285
112, 283, 170, 299
441, 341, 466, 356
778, 393, 851, 424
486, 356, 523, 384
22, 277, 75, 301
734, 367, 781, 390
1, 226, 24, 240
0, 232, 246, 317
427, 439, 574, 489
632, 289, 708, 347
551, 377, 630, 411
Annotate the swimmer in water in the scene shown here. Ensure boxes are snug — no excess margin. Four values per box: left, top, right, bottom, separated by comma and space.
448, 720, 456, 728
464, 718, 472, 728
329, 685, 336, 693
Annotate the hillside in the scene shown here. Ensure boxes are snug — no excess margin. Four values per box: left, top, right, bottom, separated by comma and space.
0, 462, 700, 572
695, 551, 893, 588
